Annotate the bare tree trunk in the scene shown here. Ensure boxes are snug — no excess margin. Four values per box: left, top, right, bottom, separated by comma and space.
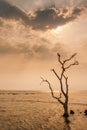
63, 98, 69, 117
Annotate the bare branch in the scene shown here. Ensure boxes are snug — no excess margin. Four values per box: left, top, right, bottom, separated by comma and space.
41, 77, 64, 105
40, 77, 57, 99
65, 60, 79, 70
57, 92, 64, 105
51, 69, 60, 80
63, 53, 77, 64
51, 69, 66, 97
57, 53, 63, 65
63, 74, 68, 80
60, 79, 66, 97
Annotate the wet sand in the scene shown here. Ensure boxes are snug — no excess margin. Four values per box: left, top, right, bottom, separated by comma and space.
0, 90, 87, 130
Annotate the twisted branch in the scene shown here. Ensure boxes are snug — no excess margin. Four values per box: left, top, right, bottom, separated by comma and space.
63, 53, 77, 64
65, 61, 79, 70
41, 77, 64, 105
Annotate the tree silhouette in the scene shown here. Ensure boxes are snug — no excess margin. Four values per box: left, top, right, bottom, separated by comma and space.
41, 53, 79, 117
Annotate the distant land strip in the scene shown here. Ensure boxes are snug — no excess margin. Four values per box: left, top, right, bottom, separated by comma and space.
0, 99, 87, 106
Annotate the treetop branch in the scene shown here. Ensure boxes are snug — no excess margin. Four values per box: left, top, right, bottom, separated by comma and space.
63, 53, 77, 64
57, 53, 63, 65
65, 60, 79, 70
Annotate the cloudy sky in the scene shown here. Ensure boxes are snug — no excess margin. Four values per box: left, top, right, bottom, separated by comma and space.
0, 0, 87, 90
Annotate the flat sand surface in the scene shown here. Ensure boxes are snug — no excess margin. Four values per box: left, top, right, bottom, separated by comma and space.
0, 90, 87, 130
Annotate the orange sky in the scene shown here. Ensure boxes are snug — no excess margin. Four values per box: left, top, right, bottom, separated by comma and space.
0, 0, 87, 90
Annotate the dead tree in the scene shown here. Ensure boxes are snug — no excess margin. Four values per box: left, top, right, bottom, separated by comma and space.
41, 53, 79, 117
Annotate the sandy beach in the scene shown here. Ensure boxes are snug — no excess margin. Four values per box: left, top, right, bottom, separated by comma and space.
0, 90, 87, 130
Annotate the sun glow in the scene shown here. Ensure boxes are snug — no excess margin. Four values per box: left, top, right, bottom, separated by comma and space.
52, 26, 63, 34
55, 26, 63, 33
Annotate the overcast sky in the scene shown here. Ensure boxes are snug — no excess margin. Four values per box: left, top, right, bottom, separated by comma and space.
0, 0, 87, 90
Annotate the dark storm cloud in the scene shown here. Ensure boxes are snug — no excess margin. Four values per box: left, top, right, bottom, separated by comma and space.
0, 0, 30, 25
30, 7, 84, 30
72, 7, 84, 15
0, 0, 86, 30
